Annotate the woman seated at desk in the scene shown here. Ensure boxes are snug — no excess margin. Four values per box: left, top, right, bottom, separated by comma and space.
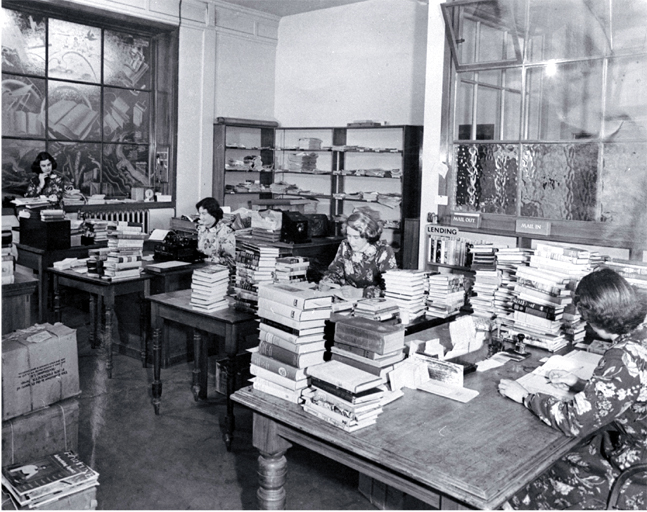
318, 208, 397, 299
498, 267, 647, 510
195, 197, 235, 269
24, 152, 69, 206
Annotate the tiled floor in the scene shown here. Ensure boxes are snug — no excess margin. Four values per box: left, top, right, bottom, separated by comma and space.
62, 300, 377, 510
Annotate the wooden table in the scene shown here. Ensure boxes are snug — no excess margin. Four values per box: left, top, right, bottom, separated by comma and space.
2, 266, 38, 335
49, 268, 152, 378
232, 334, 581, 509
147, 289, 259, 449
15, 242, 107, 323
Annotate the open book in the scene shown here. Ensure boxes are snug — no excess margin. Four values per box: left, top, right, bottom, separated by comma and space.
517, 350, 602, 400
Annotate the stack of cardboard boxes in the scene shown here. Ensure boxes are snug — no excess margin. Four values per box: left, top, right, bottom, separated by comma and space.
1, 323, 98, 509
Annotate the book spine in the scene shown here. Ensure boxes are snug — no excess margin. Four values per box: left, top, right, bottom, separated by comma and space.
302, 403, 355, 429
516, 277, 563, 297
250, 351, 305, 380
257, 308, 323, 331
259, 318, 317, 338
334, 342, 381, 360
259, 321, 300, 343
333, 329, 387, 353
259, 330, 307, 354
257, 298, 330, 322
253, 379, 302, 403
330, 353, 388, 377
258, 341, 305, 367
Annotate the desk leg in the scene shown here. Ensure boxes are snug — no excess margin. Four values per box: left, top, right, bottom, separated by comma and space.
88, 295, 97, 349
38, 259, 46, 324
253, 414, 292, 510
53, 275, 61, 323
139, 291, 147, 368
104, 305, 113, 379
191, 330, 208, 401
152, 326, 162, 415
224, 324, 239, 451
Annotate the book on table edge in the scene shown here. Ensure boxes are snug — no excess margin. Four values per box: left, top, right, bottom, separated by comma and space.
332, 342, 403, 361
301, 402, 377, 432
257, 341, 326, 369
302, 396, 382, 425
331, 345, 404, 365
249, 364, 310, 391
145, 260, 192, 273
259, 330, 326, 354
329, 352, 393, 378
306, 360, 384, 394
332, 329, 405, 356
302, 387, 382, 417
251, 378, 304, 404
249, 349, 311, 381
309, 377, 384, 404
334, 316, 404, 340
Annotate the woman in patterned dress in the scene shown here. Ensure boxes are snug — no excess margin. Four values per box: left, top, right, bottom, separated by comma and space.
195, 197, 235, 269
25, 151, 69, 206
319, 208, 397, 299
498, 267, 647, 509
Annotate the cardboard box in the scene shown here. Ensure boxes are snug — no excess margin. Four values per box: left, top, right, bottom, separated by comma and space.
2, 396, 79, 467
2, 323, 80, 421
2, 486, 97, 510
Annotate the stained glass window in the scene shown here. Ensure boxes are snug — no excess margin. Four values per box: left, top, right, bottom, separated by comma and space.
1, 5, 175, 202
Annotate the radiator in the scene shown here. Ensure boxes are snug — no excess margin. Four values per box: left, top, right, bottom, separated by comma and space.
86, 209, 150, 233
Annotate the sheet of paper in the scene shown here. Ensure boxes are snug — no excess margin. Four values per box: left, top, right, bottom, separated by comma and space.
148, 229, 170, 241
389, 358, 429, 391
424, 338, 444, 358
476, 356, 507, 372
448, 316, 476, 357
418, 380, 479, 403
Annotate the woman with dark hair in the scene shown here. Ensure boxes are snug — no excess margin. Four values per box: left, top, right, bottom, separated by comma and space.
195, 197, 235, 269
319, 208, 397, 298
498, 267, 647, 509
25, 151, 68, 205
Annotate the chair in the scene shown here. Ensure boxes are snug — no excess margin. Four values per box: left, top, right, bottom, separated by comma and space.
607, 463, 647, 509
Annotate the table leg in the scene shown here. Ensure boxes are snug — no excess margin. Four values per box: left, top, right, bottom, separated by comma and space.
38, 260, 46, 323
191, 329, 208, 401
152, 326, 162, 415
253, 414, 292, 510
89, 295, 97, 349
139, 291, 147, 368
53, 275, 61, 323
104, 305, 113, 379
224, 323, 239, 451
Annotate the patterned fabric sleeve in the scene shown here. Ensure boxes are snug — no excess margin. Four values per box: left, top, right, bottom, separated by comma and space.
320, 241, 349, 286
525, 346, 643, 440
363, 243, 397, 298
197, 222, 236, 269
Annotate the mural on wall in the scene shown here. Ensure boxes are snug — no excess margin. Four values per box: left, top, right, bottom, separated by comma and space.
1, 8, 152, 200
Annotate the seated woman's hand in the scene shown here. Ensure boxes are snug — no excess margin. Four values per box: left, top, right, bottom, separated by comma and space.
498, 378, 529, 404
546, 369, 578, 391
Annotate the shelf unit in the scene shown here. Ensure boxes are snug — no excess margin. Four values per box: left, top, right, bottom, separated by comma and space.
212, 118, 278, 211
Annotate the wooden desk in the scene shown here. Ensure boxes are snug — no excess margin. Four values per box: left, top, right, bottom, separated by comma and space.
49, 268, 152, 378
2, 267, 38, 335
15, 242, 107, 323
148, 289, 259, 449
233, 344, 580, 509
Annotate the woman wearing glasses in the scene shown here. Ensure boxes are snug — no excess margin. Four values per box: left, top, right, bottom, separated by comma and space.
498, 267, 647, 509
319, 208, 397, 299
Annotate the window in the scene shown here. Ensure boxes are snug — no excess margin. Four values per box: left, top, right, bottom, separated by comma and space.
441, 0, 647, 233
2, 3, 178, 204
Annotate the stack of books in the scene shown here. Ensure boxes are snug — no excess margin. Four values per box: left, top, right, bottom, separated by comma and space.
83, 219, 110, 242
330, 316, 405, 381
233, 240, 280, 312
102, 223, 146, 281
250, 283, 333, 403
1, 451, 99, 509
561, 303, 587, 344
605, 258, 647, 292
425, 273, 465, 319
382, 269, 428, 324
427, 234, 471, 266
273, 256, 309, 283
493, 247, 533, 317
40, 209, 65, 221
470, 243, 498, 271
86, 247, 110, 277
353, 298, 400, 322
190, 264, 230, 312
302, 360, 385, 432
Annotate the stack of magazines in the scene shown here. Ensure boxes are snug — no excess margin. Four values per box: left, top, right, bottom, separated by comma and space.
2, 451, 99, 509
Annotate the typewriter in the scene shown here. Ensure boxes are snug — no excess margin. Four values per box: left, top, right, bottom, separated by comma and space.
153, 231, 205, 263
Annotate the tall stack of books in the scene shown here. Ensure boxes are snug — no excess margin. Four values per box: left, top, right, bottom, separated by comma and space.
330, 316, 405, 382
469, 243, 500, 320
233, 240, 280, 312
250, 283, 333, 403
84, 219, 110, 243
303, 360, 386, 432
2, 451, 99, 509
425, 273, 465, 319
493, 247, 533, 318
499, 243, 592, 352
190, 264, 230, 312
102, 223, 146, 281
353, 298, 400, 322
273, 256, 309, 283
561, 303, 586, 344
382, 269, 427, 324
